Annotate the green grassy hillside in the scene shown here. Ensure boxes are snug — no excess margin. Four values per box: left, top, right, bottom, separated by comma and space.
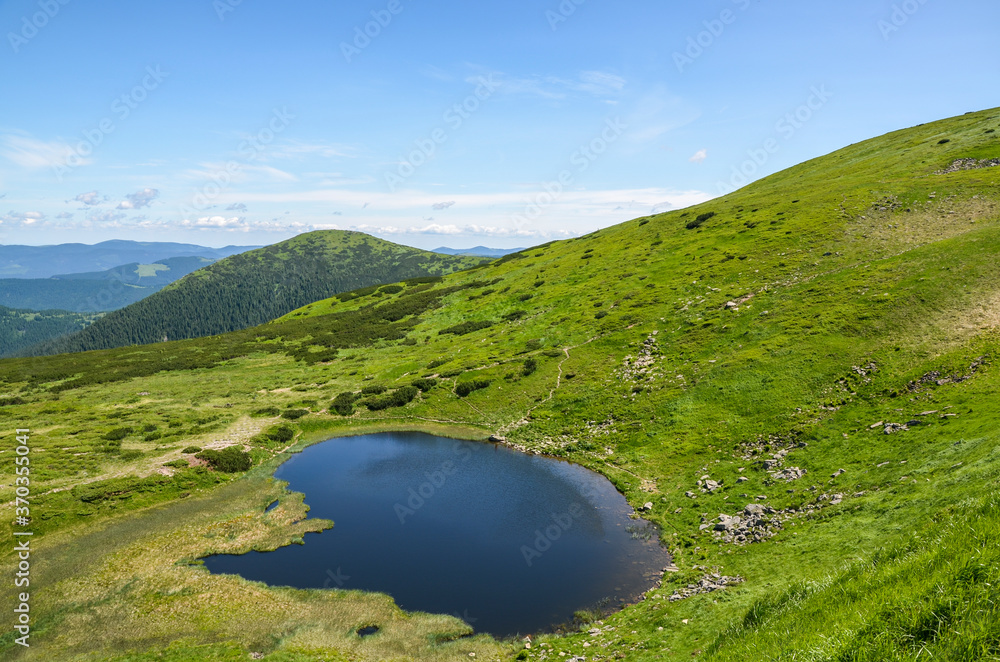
27, 231, 485, 356
1, 108, 999, 661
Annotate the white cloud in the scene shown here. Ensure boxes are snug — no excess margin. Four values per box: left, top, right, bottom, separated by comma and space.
226, 202, 248, 212
74, 191, 106, 206
689, 149, 708, 164
1, 210, 45, 226
0, 134, 88, 170
117, 188, 160, 210
431, 201, 456, 210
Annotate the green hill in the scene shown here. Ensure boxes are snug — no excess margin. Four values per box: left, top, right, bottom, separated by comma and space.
0, 256, 217, 313
28, 231, 486, 355
1, 108, 1000, 661
0, 305, 100, 357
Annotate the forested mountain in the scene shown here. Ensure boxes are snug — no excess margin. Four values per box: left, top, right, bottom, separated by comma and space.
29, 230, 484, 355
0, 256, 217, 312
0, 305, 99, 357
0, 239, 254, 279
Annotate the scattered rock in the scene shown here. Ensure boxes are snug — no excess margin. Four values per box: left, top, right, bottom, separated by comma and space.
935, 158, 1000, 174
685, 491, 696, 498
884, 422, 908, 434
771, 466, 806, 481
640, 502, 654, 512
667, 574, 744, 602
488, 434, 506, 443
737, 476, 749, 484
831, 469, 846, 478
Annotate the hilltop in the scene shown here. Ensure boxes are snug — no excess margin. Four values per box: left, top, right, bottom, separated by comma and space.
0, 108, 998, 661
26, 231, 486, 356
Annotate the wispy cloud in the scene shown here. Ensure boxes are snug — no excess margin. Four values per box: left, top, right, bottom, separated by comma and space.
689, 148, 708, 164
431, 201, 456, 210
0, 134, 87, 170
271, 141, 358, 160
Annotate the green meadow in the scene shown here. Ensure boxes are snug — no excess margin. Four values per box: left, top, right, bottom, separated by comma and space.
2, 107, 999, 661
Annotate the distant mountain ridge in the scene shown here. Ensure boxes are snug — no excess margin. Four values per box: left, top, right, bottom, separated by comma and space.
0, 256, 217, 312
0, 240, 256, 279
28, 230, 486, 356
432, 246, 524, 257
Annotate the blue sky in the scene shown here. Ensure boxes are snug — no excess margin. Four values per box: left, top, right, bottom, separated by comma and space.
1, 0, 998, 250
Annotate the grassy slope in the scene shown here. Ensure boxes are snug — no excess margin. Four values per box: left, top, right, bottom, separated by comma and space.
29, 231, 484, 355
1, 108, 999, 661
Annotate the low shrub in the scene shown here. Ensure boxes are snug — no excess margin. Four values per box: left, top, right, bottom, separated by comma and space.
686, 211, 716, 230
182, 446, 202, 454
523, 358, 538, 377
362, 386, 419, 411
455, 379, 491, 397
330, 392, 359, 416
411, 378, 437, 391
103, 427, 133, 441
196, 446, 252, 473
281, 408, 309, 420
439, 320, 494, 336
361, 384, 387, 396
251, 406, 281, 417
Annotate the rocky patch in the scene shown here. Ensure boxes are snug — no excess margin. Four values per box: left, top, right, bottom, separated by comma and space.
666, 573, 744, 602
935, 158, 1000, 174
619, 332, 661, 383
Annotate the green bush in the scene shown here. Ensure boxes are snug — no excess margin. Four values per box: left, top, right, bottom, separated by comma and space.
523, 358, 538, 377
439, 320, 494, 336
379, 284, 404, 295
103, 427, 133, 441
251, 406, 280, 417
503, 310, 527, 322
330, 392, 359, 416
196, 446, 252, 473
182, 446, 201, 454
362, 386, 419, 411
361, 384, 387, 396
281, 408, 309, 420
686, 211, 716, 230
119, 449, 143, 461
411, 378, 438, 391
164, 459, 189, 469
427, 358, 448, 369
456, 379, 491, 397
143, 432, 162, 442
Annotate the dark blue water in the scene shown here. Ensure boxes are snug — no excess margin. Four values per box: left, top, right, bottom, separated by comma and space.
203, 432, 669, 637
